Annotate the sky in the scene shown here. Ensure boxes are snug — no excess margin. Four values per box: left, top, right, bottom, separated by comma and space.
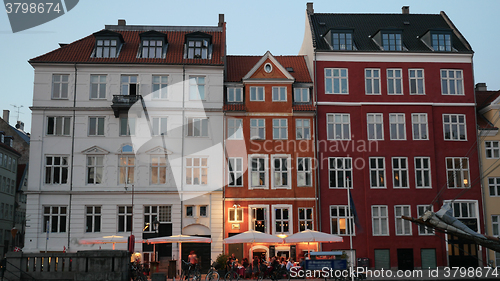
1, 0, 499, 133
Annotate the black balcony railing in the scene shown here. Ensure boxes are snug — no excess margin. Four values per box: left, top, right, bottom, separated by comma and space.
111, 95, 142, 117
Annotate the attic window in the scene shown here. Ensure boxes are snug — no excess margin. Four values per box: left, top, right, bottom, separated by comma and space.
185, 32, 212, 59
431, 33, 452, 52
139, 31, 168, 59
264, 63, 272, 73
92, 30, 124, 58
286, 67, 294, 72
382, 32, 402, 51
324, 29, 355, 51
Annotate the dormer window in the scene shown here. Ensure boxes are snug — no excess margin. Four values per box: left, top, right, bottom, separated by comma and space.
431, 33, 452, 52
324, 29, 355, 51
92, 30, 124, 58
139, 31, 167, 59
185, 32, 212, 59
382, 33, 402, 51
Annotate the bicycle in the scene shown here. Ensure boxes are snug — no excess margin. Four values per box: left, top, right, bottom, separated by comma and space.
181, 260, 201, 281
129, 262, 147, 281
269, 265, 290, 281
206, 259, 220, 281
224, 262, 240, 281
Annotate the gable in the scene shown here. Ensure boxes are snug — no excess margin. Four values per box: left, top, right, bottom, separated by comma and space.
249, 58, 288, 80
82, 145, 110, 155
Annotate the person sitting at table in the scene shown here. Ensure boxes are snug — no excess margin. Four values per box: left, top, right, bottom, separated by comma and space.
286, 258, 294, 271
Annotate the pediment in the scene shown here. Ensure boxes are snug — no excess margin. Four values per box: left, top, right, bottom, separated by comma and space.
82, 146, 110, 155
145, 146, 173, 155
243, 51, 295, 81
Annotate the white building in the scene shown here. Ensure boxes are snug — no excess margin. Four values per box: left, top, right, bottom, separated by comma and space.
25, 17, 226, 268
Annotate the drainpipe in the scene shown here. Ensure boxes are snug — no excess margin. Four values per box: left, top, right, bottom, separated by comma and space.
181, 64, 186, 235
68, 63, 77, 251
313, 50, 321, 241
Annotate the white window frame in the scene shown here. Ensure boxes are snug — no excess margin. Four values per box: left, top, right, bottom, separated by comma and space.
228, 119, 243, 140
298, 207, 313, 231
294, 88, 310, 103
143, 206, 159, 233
273, 119, 288, 140
250, 86, 265, 101
86, 155, 103, 185
367, 113, 384, 140
43, 206, 67, 233
441, 69, 464, 95
121, 75, 139, 96
387, 69, 403, 95
415, 157, 432, 189
152, 75, 168, 99
272, 87, 287, 101
88, 117, 105, 136
119, 155, 135, 184
95, 39, 117, 58
446, 157, 470, 188
417, 205, 434, 235
228, 157, 243, 187
271, 155, 291, 189
372, 205, 389, 236
45, 155, 69, 185
389, 113, 406, 140
392, 157, 409, 189
189, 76, 206, 100
152, 117, 168, 136
186, 205, 194, 217
117, 206, 132, 232
365, 69, 380, 95
382, 33, 402, 51
443, 114, 467, 141
46, 116, 71, 136
330, 205, 355, 236
150, 155, 167, 185
119, 117, 136, 136
325, 68, 348, 94
249, 155, 268, 189
228, 207, 243, 222
199, 205, 208, 217
297, 157, 312, 187
412, 113, 428, 140
327, 113, 351, 140
485, 141, 500, 159
250, 119, 266, 140
227, 87, 243, 103
187, 117, 209, 137
296, 119, 311, 140
249, 204, 270, 233
185, 157, 208, 185
141, 39, 164, 59
90, 75, 107, 99
409, 69, 425, 95
492, 215, 500, 237
85, 206, 101, 233
272, 204, 293, 235
369, 157, 386, 189
489, 178, 500, 197
394, 205, 412, 235
52, 74, 69, 99
329, 157, 353, 189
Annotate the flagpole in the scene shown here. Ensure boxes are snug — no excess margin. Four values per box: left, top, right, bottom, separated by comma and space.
347, 178, 354, 281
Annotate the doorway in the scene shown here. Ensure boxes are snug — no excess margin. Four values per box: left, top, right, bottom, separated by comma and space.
397, 248, 414, 271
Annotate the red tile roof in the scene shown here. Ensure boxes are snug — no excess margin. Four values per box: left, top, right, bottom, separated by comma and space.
223, 104, 246, 111
476, 90, 500, 110
477, 113, 497, 130
30, 28, 225, 65
226, 55, 312, 83
293, 104, 316, 111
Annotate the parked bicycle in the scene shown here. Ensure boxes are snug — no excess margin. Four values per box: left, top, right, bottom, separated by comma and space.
224, 261, 239, 281
181, 260, 201, 281
206, 259, 220, 281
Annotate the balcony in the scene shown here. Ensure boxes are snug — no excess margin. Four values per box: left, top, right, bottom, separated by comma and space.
111, 95, 142, 117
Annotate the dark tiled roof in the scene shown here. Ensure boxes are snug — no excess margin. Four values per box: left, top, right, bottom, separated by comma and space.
476, 90, 500, 111
0, 142, 21, 157
30, 28, 225, 65
293, 104, 316, 111
477, 113, 497, 130
224, 104, 246, 111
309, 13, 471, 52
226, 55, 312, 83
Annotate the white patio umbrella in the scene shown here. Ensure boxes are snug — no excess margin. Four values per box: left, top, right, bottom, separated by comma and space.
284, 230, 343, 255
224, 230, 284, 244
79, 235, 144, 250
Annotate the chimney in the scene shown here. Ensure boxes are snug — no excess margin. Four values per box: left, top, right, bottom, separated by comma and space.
2, 110, 9, 124
402, 6, 410, 14
475, 83, 487, 91
218, 14, 224, 27
118, 19, 126, 26
307, 2, 314, 14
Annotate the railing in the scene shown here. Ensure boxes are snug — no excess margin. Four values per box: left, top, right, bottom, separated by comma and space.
5, 260, 37, 281
112, 95, 142, 106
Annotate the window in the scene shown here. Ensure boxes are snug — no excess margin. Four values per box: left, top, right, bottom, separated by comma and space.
272, 156, 290, 189
121, 75, 139, 96
187, 118, 208, 137
325, 68, 348, 94
119, 117, 135, 136
227, 88, 243, 102
43, 206, 67, 233
186, 157, 207, 185
273, 205, 291, 234
367, 113, 384, 140
152, 117, 168, 136
86, 206, 101, 233
250, 119, 265, 140
151, 156, 167, 185
189, 76, 205, 100
488, 178, 500, 197
395, 205, 411, 235
409, 69, 425, 95
119, 155, 135, 184
228, 157, 243, 187
264, 63, 272, 73
272, 87, 287, 101
493, 215, 500, 237
485, 141, 500, 159
327, 113, 350, 140
382, 33, 402, 51
298, 208, 313, 231
228, 119, 243, 140
52, 74, 69, 99
152, 75, 168, 99
443, 114, 466, 140
372, 205, 389, 236
451, 202, 476, 219
186, 206, 194, 217
141, 39, 163, 58
187, 39, 209, 59
118, 206, 132, 232
387, 69, 403, 95
250, 155, 268, 188
294, 88, 309, 103
441, 70, 464, 95
329, 157, 352, 189
89, 117, 105, 136
417, 205, 434, 235
389, 113, 406, 140
250, 206, 268, 233
392, 157, 408, 188
95, 39, 117, 58
370, 157, 386, 188
90, 75, 106, 99
229, 208, 243, 222
47, 117, 71, 136
331, 32, 353, 50
412, 113, 428, 140
415, 157, 431, 188
273, 119, 288, 140
297, 158, 312, 187
330, 205, 354, 235
199, 206, 207, 217
432, 33, 452, 52
296, 119, 311, 140
446, 157, 470, 188
87, 156, 103, 184
365, 69, 381, 95
45, 156, 69, 184
144, 206, 171, 232
250, 87, 265, 101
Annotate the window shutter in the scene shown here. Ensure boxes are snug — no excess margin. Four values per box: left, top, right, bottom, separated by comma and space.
421, 249, 436, 269
374, 249, 390, 269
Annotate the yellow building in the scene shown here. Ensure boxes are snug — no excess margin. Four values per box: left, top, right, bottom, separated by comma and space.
476, 82, 500, 266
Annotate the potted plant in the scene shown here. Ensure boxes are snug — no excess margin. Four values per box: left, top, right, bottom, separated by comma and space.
215, 253, 229, 276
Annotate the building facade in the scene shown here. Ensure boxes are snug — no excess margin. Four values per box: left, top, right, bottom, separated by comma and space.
300, 3, 484, 269
25, 17, 226, 269
224, 52, 316, 261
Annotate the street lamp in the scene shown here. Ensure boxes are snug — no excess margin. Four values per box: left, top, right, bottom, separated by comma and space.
153, 219, 160, 261
124, 180, 135, 253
